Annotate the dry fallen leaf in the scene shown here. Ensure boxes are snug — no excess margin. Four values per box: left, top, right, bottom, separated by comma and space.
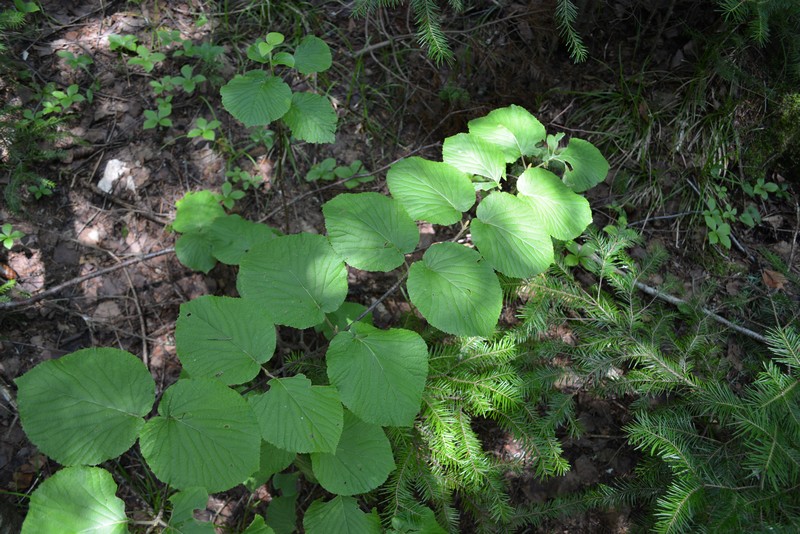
762, 269, 788, 291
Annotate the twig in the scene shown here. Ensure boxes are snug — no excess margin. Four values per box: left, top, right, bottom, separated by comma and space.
0, 248, 174, 312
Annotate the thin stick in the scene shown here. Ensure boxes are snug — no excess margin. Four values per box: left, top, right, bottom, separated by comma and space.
0, 248, 174, 312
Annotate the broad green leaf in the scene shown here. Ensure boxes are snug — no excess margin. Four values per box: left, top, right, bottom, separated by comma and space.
442, 133, 506, 183
167, 488, 216, 534
208, 214, 277, 265
327, 323, 427, 426
22, 467, 127, 534
16, 348, 154, 466
272, 51, 295, 68
266, 473, 300, 534
467, 104, 546, 162
315, 301, 373, 340
140, 379, 260, 492
303, 496, 381, 534
248, 375, 343, 453
293, 35, 332, 74
554, 137, 609, 192
323, 193, 419, 272
221, 71, 292, 127
310, 411, 395, 495
389, 507, 448, 533
407, 243, 502, 337
237, 233, 348, 329
176, 296, 276, 385
244, 515, 276, 534
245, 440, 296, 490
282, 92, 337, 144
173, 190, 224, 233
471, 192, 554, 278
175, 231, 217, 273
517, 167, 592, 240
386, 157, 475, 225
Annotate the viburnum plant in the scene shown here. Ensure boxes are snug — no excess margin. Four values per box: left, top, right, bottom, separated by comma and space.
15, 104, 608, 532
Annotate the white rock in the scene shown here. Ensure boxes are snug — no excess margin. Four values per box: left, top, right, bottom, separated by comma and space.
98, 159, 129, 193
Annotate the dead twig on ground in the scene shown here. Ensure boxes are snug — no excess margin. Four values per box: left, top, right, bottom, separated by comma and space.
0, 248, 175, 312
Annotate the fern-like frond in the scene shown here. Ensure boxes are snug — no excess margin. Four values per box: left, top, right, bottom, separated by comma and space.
652, 479, 706, 534
410, 0, 452, 64
553, 0, 587, 62
766, 326, 800, 371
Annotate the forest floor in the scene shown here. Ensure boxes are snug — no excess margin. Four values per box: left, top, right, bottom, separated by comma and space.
0, 0, 798, 532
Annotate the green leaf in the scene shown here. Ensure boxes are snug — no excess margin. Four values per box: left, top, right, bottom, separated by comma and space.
167, 488, 216, 534
517, 167, 592, 240
315, 301, 373, 340
176, 296, 275, 385
390, 507, 448, 533
303, 496, 382, 534
293, 35, 332, 74
323, 193, 419, 272
221, 71, 292, 127
245, 441, 296, 490
442, 133, 506, 183
175, 231, 217, 273
407, 242, 502, 337
16, 348, 154, 466
244, 515, 276, 534
266, 494, 298, 534
238, 233, 348, 329
327, 323, 427, 427
22, 467, 127, 534
553, 137, 609, 192
140, 379, 260, 492
471, 191, 554, 278
326, 322, 428, 426
248, 375, 343, 453
282, 92, 337, 144
310, 411, 395, 495
207, 214, 277, 265
386, 157, 475, 225
467, 105, 545, 162
272, 51, 295, 68
173, 190, 225, 233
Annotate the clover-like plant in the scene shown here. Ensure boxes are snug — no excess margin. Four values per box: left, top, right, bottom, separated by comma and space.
16, 104, 607, 531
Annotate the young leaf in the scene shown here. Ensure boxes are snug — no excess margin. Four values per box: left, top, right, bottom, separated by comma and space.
442, 133, 506, 184
471, 191, 554, 278
237, 233, 348, 329
293, 35, 332, 74
326, 322, 428, 427
323, 192, 419, 272
173, 190, 225, 233
207, 214, 277, 265
176, 296, 276, 385
467, 104, 546, 162
168, 487, 216, 533
220, 71, 292, 127
407, 242, 502, 337
245, 441, 296, 490
175, 231, 217, 273
282, 92, 337, 144
304, 496, 381, 534
16, 348, 155, 466
244, 515, 276, 534
552, 137, 609, 192
139, 379, 260, 492
248, 375, 344, 453
22, 467, 127, 534
386, 157, 475, 225
310, 411, 395, 495
315, 301, 373, 340
517, 167, 592, 240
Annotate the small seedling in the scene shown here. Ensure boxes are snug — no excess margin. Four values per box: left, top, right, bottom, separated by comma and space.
336, 160, 372, 189
50, 84, 85, 110
218, 181, 245, 209
143, 97, 173, 130
0, 223, 24, 249
57, 50, 93, 72
172, 65, 206, 94
226, 167, 261, 190
703, 196, 735, 248
305, 157, 337, 182
108, 34, 138, 53
28, 179, 54, 200
128, 45, 166, 73
564, 241, 597, 268
188, 117, 220, 141
743, 177, 780, 200
150, 76, 176, 95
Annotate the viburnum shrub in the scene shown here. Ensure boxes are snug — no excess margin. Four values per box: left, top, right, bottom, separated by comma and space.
15, 104, 608, 532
